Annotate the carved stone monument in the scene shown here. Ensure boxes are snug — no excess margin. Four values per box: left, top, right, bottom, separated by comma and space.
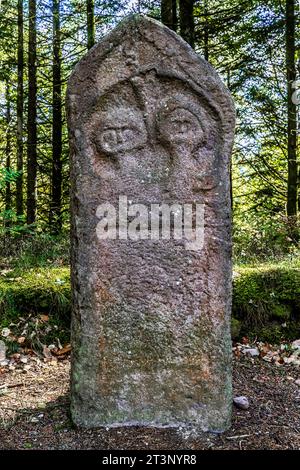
67, 15, 235, 432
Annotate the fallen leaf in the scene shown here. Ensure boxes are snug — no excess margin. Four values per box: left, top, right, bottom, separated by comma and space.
40, 315, 49, 322
23, 348, 34, 354
54, 344, 71, 356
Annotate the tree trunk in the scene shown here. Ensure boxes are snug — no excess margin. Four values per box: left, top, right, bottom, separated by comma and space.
5, 82, 12, 224
179, 0, 195, 48
298, 59, 300, 212
50, 0, 62, 233
16, 0, 24, 217
285, 0, 297, 217
204, 0, 209, 61
227, 69, 233, 210
27, 0, 37, 225
87, 0, 95, 50
161, 0, 177, 31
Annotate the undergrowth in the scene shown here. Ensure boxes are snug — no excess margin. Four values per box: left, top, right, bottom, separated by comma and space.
0, 234, 299, 348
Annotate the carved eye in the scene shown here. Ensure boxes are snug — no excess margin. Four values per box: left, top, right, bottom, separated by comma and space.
171, 119, 192, 133
101, 129, 117, 147
122, 127, 135, 141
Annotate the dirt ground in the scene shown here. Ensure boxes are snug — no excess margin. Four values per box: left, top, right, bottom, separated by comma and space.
0, 354, 300, 450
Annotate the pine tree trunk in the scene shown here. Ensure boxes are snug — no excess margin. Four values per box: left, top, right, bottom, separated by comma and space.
285, 0, 297, 217
16, 0, 24, 217
27, 0, 37, 225
5, 82, 12, 224
227, 69, 233, 209
179, 0, 195, 48
87, 0, 95, 50
171, 0, 177, 31
204, 0, 209, 61
161, 0, 177, 31
50, 0, 62, 233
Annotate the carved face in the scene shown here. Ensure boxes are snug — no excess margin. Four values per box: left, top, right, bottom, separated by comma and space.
157, 107, 204, 151
95, 106, 147, 155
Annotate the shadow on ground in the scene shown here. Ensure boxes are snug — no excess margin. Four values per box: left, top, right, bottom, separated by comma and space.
0, 358, 300, 450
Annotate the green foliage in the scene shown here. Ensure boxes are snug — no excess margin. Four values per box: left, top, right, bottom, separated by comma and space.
233, 211, 300, 262
0, 266, 70, 318
0, 233, 70, 348
233, 256, 300, 341
0, 168, 24, 230
231, 317, 241, 340
0, 232, 70, 268
0, 220, 36, 236
0, 168, 20, 189
0, 266, 71, 347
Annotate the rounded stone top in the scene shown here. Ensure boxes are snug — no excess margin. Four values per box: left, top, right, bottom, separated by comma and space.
67, 14, 235, 141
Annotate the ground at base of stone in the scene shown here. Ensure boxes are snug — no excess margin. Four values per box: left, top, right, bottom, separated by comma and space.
0, 356, 300, 450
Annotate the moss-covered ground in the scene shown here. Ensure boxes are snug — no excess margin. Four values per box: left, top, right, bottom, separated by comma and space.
232, 257, 300, 341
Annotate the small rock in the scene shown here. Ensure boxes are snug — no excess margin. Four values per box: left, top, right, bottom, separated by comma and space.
0, 340, 6, 362
286, 376, 295, 381
292, 339, 300, 350
30, 417, 39, 423
292, 349, 300, 357
20, 356, 28, 364
233, 396, 250, 410
0, 359, 9, 367
295, 379, 300, 386
242, 347, 260, 357
284, 356, 294, 364
1, 328, 11, 338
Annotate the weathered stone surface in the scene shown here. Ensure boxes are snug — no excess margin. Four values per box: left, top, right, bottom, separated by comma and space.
67, 14, 235, 432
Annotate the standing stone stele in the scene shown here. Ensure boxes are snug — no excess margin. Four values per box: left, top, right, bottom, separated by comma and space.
67, 14, 235, 432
